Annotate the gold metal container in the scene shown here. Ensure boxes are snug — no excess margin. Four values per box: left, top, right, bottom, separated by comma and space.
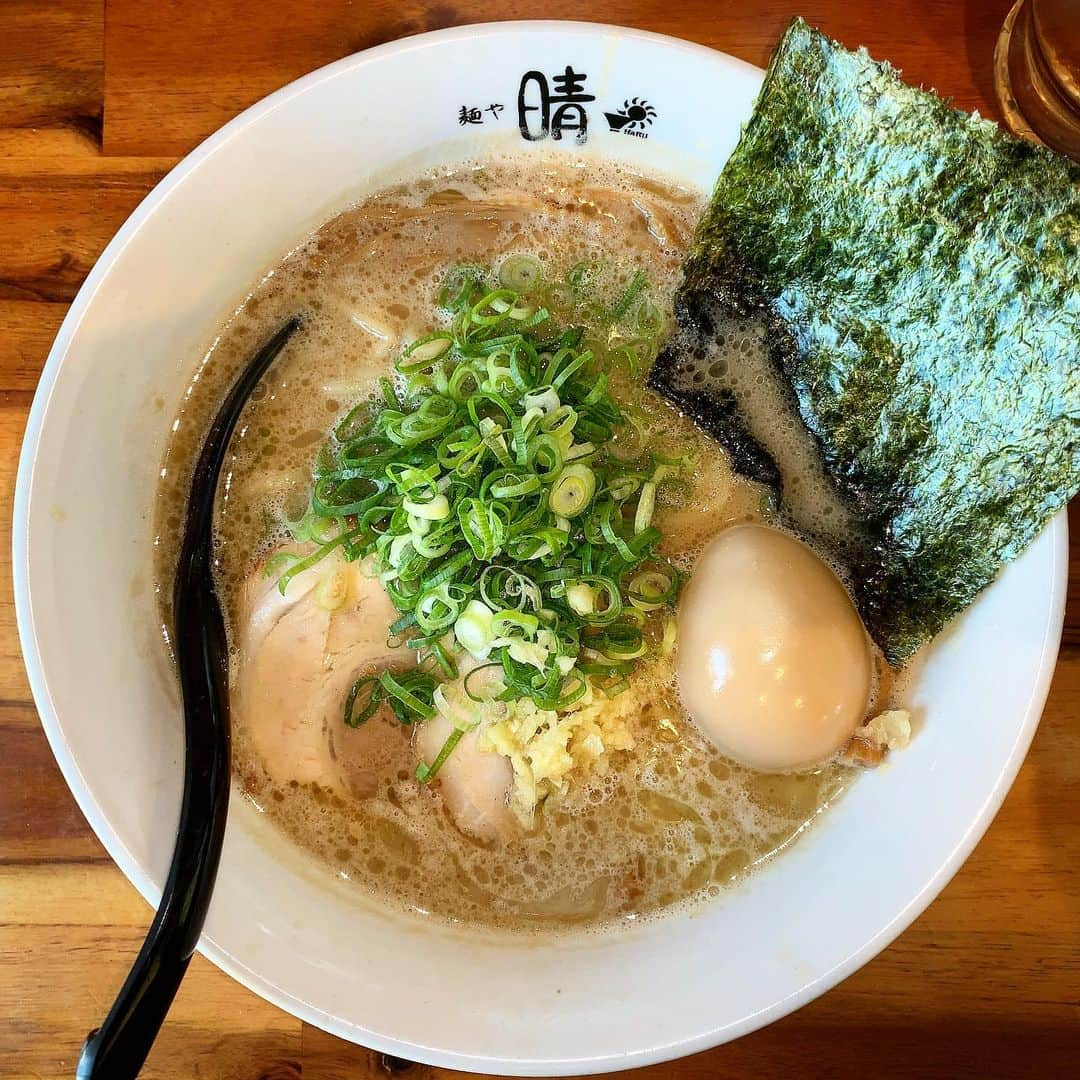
995, 0, 1080, 159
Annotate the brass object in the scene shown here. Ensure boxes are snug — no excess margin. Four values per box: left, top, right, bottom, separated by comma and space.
995, 0, 1080, 159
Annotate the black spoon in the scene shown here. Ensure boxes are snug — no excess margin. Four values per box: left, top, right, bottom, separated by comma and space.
76, 317, 301, 1080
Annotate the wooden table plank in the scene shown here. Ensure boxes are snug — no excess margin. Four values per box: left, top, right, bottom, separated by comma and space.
0, 1, 103, 133
0, 720, 107, 864
0, 302, 68, 392
1068, 502, 1080, 645
0, 393, 34, 704
102, 0, 1015, 156
0, 1, 1076, 1076
0, 867, 300, 1080
300, 1011, 1080, 1080
0, 155, 171, 303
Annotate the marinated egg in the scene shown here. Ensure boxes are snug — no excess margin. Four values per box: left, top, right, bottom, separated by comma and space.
677, 524, 872, 771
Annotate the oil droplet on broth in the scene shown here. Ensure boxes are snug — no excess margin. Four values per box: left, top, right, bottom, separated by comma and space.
151, 156, 853, 932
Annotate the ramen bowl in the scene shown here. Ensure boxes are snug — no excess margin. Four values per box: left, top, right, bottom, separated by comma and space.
13, 21, 1066, 1074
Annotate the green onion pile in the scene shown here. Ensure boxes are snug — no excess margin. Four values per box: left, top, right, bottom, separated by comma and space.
276, 257, 685, 781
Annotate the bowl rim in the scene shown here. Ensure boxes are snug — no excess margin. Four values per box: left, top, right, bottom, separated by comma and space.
13, 19, 1068, 1074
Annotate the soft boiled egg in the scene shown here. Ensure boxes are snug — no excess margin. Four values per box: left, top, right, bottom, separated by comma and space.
677, 523, 872, 771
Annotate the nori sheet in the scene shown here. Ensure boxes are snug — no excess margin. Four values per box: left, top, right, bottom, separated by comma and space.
649, 18, 1080, 663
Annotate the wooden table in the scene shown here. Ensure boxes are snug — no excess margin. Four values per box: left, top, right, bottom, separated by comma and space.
1, 2, 1077, 1077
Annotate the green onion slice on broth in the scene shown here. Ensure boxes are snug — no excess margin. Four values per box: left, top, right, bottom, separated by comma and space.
274, 260, 682, 781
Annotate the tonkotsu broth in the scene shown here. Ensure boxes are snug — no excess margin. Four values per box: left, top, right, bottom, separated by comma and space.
153, 157, 852, 930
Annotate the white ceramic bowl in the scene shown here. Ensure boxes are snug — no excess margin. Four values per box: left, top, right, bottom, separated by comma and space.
13, 21, 1066, 1075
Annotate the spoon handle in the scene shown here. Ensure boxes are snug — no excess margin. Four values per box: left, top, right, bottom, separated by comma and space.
76, 318, 300, 1079
76, 584, 229, 1079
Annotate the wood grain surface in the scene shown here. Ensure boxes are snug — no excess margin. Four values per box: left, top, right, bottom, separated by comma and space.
1, 2, 1077, 1077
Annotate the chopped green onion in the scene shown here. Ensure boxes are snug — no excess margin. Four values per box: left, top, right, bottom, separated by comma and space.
438, 264, 486, 311
263, 548, 302, 580
433, 682, 479, 731
491, 610, 540, 638
415, 582, 468, 633
661, 616, 677, 658
549, 463, 596, 518
455, 599, 495, 659
597, 621, 647, 660
567, 261, 599, 292
566, 582, 596, 616
565, 441, 595, 462
463, 662, 505, 702
457, 497, 504, 559
523, 385, 560, 414
629, 565, 679, 609
403, 493, 450, 520
634, 481, 656, 534
276, 525, 365, 595
416, 727, 464, 783
397, 333, 453, 372
277, 259, 686, 729
344, 674, 381, 728
379, 669, 437, 722
429, 640, 458, 679
573, 576, 622, 624
599, 677, 630, 698
499, 254, 545, 292
610, 270, 648, 321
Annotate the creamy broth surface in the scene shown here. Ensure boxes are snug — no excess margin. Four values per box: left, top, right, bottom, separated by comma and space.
154, 157, 852, 930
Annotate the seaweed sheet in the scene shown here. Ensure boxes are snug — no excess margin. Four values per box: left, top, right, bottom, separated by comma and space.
649, 18, 1080, 663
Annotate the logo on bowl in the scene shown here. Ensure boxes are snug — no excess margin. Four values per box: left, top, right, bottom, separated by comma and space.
457, 74, 659, 146
604, 98, 658, 139
516, 67, 596, 144
458, 103, 505, 126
